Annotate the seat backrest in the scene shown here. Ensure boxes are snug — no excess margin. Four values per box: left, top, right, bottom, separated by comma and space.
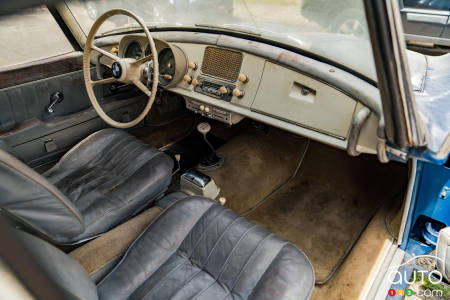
16, 230, 98, 300
0, 149, 84, 243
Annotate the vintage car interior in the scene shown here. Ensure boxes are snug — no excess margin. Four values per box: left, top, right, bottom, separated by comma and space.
1, 1, 448, 299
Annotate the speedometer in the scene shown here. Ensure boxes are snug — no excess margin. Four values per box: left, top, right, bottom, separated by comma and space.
124, 41, 142, 60
158, 48, 176, 86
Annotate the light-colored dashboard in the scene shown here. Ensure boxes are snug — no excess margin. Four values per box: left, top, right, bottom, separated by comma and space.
94, 33, 380, 156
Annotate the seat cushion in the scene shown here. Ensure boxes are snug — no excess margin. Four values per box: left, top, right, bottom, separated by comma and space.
98, 195, 315, 300
44, 128, 173, 243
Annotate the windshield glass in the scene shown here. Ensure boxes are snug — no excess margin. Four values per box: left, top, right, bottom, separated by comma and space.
65, 0, 376, 80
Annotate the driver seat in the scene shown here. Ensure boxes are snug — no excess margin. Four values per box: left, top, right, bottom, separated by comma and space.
0, 128, 173, 244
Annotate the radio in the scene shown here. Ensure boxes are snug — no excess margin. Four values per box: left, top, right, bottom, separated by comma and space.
194, 76, 235, 102
185, 98, 244, 125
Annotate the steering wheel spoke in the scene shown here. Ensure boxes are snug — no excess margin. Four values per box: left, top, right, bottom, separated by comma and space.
92, 45, 120, 62
132, 79, 152, 97
132, 55, 153, 66
91, 77, 117, 87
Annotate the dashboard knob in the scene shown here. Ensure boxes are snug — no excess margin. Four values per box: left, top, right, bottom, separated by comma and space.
232, 88, 244, 98
238, 73, 249, 83
219, 86, 229, 95
192, 79, 200, 86
162, 74, 173, 80
111, 46, 119, 54
204, 107, 210, 113
200, 105, 205, 111
188, 62, 198, 70
183, 75, 192, 84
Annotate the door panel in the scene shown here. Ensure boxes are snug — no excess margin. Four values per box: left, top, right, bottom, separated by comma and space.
0, 69, 91, 132
400, 0, 449, 38
0, 52, 147, 167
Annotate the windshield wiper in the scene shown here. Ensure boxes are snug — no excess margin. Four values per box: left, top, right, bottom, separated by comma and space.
195, 24, 261, 36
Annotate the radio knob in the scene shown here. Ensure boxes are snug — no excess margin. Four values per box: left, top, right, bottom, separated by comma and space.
219, 86, 229, 95
200, 105, 205, 111
238, 73, 249, 83
233, 88, 244, 98
192, 78, 200, 86
204, 107, 210, 113
183, 75, 192, 84
188, 62, 197, 70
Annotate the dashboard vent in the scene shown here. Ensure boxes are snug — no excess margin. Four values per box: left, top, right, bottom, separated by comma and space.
201, 47, 243, 82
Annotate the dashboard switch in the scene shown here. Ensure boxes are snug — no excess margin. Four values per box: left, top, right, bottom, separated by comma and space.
192, 78, 201, 86
238, 73, 249, 83
204, 107, 210, 113
232, 88, 244, 98
200, 105, 205, 111
188, 62, 198, 70
219, 86, 229, 95
183, 74, 192, 84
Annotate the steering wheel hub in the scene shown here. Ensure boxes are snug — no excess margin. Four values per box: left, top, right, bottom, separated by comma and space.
111, 61, 123, 79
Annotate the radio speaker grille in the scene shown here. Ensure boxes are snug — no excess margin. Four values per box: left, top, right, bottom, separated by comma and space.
201, 47, 243, 82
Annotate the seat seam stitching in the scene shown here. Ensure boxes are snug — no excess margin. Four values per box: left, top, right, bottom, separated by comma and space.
183, 207, 229, 258
50, 129, 108, 169
97, 198, 214, 289
228, 232, 274, 296
134, 259, 189, 299
163, 215, 244, 298
103, 151, 167, 195
144, 211, 243, 300
196, 215, 244, 267
190, 224, 259, 300
82, 171, 168, 228
247, 242, 288, 299
135, 204, 226, 299
0, 160, 83, 224
97, 195, 194, 287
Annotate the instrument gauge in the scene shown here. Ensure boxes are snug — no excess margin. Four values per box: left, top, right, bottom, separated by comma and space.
158, 48, 176, 86
124, 41, 142, 60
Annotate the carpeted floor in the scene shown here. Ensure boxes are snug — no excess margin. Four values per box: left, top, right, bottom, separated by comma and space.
131, 115, 195, 150
202, 127, 408, 282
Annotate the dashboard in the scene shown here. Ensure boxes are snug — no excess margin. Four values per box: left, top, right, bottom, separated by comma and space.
94, 33, 381, 156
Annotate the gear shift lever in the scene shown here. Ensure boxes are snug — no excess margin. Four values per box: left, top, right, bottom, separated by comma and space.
197, 122, 214, 153
196, 122, 224, 170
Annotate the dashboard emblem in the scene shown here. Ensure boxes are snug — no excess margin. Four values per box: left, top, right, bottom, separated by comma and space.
112, 62, 122, 78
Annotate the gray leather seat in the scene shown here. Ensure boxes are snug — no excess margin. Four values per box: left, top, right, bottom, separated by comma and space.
17, 195, 315, 300
0, 129, 173, 244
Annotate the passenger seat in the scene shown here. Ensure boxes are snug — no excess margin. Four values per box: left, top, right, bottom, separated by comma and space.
14, 194, 315, 300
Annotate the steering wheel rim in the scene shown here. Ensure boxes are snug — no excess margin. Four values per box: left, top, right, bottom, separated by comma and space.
83, 9, 159, 128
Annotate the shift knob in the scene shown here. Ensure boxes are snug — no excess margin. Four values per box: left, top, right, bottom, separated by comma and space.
197, 122, 211, 135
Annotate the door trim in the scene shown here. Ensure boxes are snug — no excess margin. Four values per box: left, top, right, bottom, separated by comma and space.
0, 52, 82, 89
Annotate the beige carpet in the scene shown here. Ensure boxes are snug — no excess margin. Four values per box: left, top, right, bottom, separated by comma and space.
203, 128, 408, 282
70, 207, 162, 276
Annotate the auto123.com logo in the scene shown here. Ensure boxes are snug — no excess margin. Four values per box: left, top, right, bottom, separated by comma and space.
386, 255, 445, 298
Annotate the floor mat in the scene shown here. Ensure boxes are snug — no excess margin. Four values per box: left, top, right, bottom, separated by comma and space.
203, 128, 407, 281
203, 127, 306, 213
